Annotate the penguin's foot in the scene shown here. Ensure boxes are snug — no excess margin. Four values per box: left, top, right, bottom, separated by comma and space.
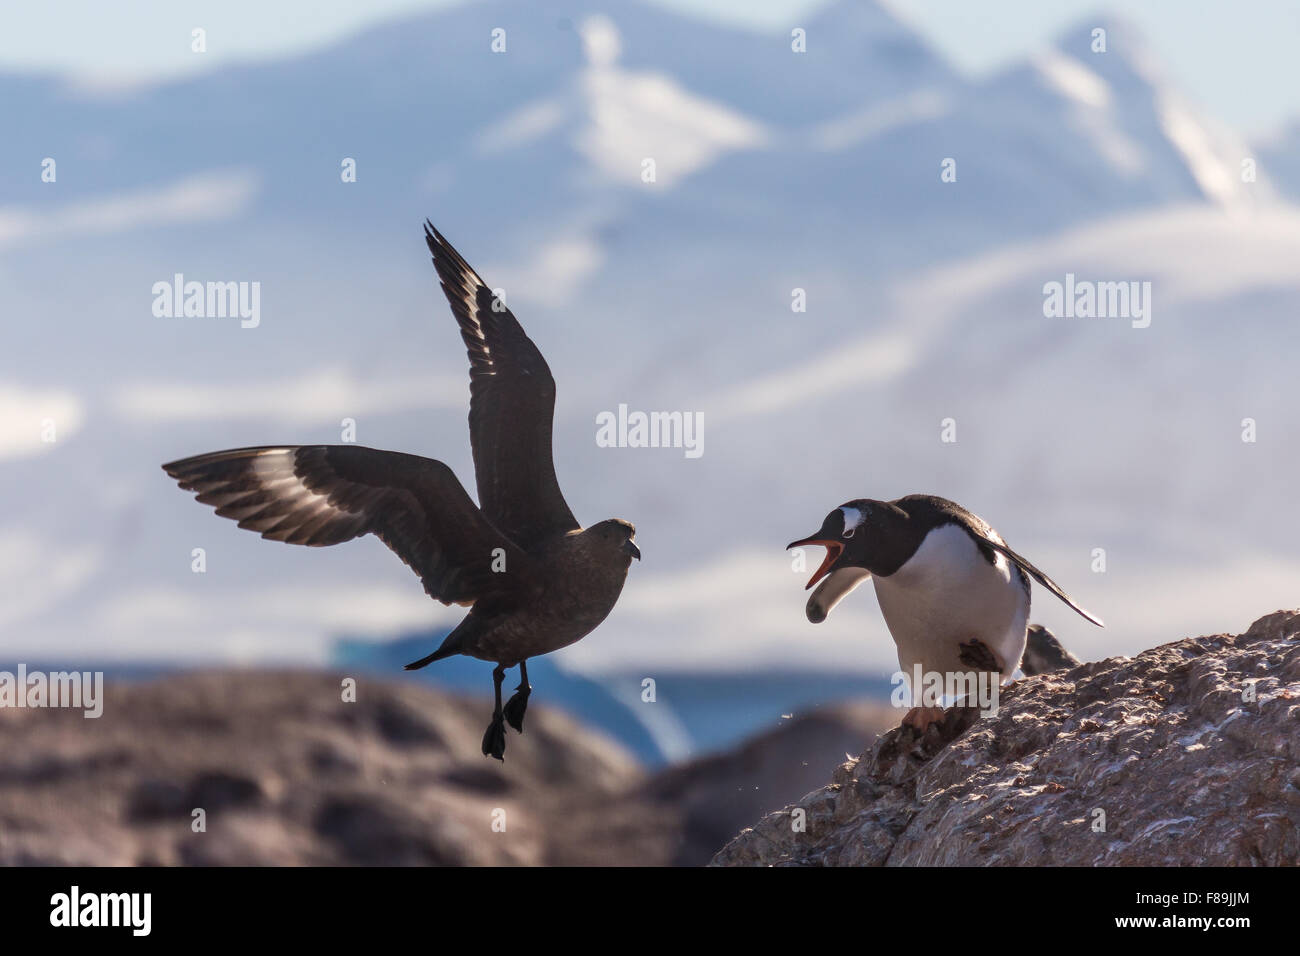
901, 706, 947, 730
502, 684, 531, 734
481, 715, 507, 761
958, 639, 1000, 672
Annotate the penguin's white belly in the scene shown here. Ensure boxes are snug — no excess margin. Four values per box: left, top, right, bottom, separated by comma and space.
872, 524, 1028, 685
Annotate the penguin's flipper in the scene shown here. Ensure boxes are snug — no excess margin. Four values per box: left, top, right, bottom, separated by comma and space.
980, 537, 1105, 628
805, 566, 871, 623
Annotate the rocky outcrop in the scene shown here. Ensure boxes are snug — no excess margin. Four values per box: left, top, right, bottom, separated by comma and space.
712, 610, 1300, 866
10, 612, 1291, 867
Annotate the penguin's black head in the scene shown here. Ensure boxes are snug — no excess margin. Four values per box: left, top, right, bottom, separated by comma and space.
786, 500, 878, 590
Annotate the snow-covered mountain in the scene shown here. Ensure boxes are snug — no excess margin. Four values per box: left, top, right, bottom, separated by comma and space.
2, 0, 1297, 684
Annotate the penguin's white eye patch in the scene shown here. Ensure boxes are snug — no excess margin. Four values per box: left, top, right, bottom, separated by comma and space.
839, 506, 864, 537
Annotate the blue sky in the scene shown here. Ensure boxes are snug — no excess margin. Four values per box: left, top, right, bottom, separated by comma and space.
1, 0, 1295, 136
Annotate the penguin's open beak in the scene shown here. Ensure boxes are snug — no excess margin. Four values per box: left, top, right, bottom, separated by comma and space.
786, 535, 842, 590
623, 539, 641, 560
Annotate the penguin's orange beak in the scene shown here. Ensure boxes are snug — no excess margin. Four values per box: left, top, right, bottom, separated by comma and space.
786, 536, 843, 590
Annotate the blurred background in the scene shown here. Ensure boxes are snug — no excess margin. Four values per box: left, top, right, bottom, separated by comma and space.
1, 0, 1297, 864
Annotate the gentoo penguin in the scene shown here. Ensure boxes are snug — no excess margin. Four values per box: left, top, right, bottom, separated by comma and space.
787, 495, 1101, 728
163, 222, 640, 761
1020, 623, 1082, 676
